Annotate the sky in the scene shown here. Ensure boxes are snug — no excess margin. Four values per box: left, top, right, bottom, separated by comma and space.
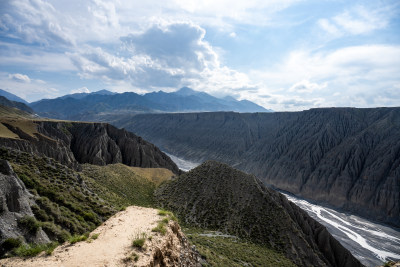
0, 0, 399, 111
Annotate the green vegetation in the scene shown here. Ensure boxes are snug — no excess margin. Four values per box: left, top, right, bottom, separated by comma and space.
82, 164, 167, 207
132, 232, 147, 248
0, 238, 22, 256
152, 221, 167, 235
17, 216, 41, 234
184, 227, 296, 267
152, 209, 178, 235
12, 242, 59, 257
129, 167, 174, 186
158, 209, 177, 221
90, 233, 100, 240
0, 148, 175, 259
123, 252, 139, 263
132, 238, 145, 248
0, 148, 116, 257
0, 148, 114, 238
69, 233, 89, 244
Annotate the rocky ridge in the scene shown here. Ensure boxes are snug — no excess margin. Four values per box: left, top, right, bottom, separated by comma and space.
0, 119, 179, 174
122, 108, 400, 227
156, 161, 363, 267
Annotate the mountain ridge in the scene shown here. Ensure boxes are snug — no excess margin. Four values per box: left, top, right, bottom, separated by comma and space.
0, 90, 28, 104
156, 161, 363, 267
29, 87, 270, 120
0, 117, 179, 174
117, 107, 400, 227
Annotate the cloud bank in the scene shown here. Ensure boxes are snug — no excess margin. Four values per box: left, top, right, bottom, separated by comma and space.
0, 0, 399, 109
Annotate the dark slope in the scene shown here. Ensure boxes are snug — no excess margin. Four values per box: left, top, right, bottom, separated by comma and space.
29, 88, 269, 120
156, 161, 362, 267
0, 96, 33, 114
0, 89, 28, 104
0, 119, 179, 174
118, 108, 400, 227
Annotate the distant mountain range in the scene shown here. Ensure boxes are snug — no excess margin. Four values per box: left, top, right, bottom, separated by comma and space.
0, 96, 33, 114
29, 87, 270, 120
0, 89, 28, 104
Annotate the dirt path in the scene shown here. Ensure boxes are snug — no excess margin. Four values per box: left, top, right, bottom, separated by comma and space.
0, 206, 162, 267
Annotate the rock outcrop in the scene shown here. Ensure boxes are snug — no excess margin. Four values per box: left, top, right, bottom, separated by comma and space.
156, 161, 363, 267
0, 120, 179, 174
0, 160, 49, 256
149, 221, 201, 267
123, 108, 400, 227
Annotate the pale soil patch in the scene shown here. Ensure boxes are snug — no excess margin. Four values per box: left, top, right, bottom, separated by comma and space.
0, 206, 162, 267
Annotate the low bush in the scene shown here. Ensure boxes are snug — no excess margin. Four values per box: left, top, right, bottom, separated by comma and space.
17, 216, 41, 234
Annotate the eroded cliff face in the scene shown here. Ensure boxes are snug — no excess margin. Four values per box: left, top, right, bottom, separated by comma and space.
156, 161, 363, 267
0, 120, 179, 174
122, 108, 400, 227
0, 160, 49, 256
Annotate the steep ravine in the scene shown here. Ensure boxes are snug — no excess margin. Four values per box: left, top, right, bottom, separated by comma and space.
118, 108, 400, 227
0, 119, 179, 174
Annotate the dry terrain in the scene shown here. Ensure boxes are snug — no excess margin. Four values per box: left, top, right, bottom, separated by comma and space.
0, 206, 171, 266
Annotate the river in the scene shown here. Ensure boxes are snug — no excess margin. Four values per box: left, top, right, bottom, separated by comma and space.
167, 153, 400, 267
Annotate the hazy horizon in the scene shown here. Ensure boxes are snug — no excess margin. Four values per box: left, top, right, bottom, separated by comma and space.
1, 0, 399, 111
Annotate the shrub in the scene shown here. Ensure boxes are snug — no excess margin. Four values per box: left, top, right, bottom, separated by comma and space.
41, 222, 70, 243
0, 238, 22, 256
18, 216, 41, 234
152, 221, 167, 235
68, 233, 89, 244
132, 238, 145, 248
132, 232, 147, 248
90, 233, 100, 240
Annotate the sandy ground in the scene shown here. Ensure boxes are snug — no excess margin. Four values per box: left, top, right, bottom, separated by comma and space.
0, 206, 162, 267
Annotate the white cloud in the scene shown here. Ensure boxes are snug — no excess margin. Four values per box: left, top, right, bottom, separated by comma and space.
69, 22, 255, 94
0, 0, 74, 46
0, 41, 76, 72
318, 19, 341, 37
8, 73, 31, 83
251, 44, 400, 110
289, 80, 327, 93
170, 0, 302, 25
0, 72, 58, 102
70, 87, 90, 94
319, 5, 391, 37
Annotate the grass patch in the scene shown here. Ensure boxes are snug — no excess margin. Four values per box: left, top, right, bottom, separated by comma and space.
123, 252, 139, 263
90, 233, 100, 240
183, 227, 296, 267
132, 232, 147, 248
81, 164, 161, 207
129, 167, 174, 186
13, 242, 59, 257
152, 209, 178, 235
152, 221, 167, 235
69, 233, 89, 244
132, 238, 145, 248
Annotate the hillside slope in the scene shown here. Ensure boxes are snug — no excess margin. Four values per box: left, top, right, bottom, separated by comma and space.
0, 118, 179, 174
122, 108, 400, 227
0, 97, 33, 114
0, 206, 200, 266
156, 161, 362, 267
